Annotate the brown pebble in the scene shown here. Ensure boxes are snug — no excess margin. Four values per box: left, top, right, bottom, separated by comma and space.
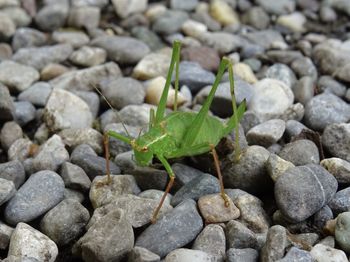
41, 63, 69, 81
181, 46, 220, 72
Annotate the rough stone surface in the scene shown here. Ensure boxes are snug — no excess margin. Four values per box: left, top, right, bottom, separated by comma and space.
0, 178, 16, 206
322, 123, 350, 162
321, 158, 350, 184
310, 244, 348, 262
246, 119, 285, 147
225, 220, 258, 249
260, 225, 287, 262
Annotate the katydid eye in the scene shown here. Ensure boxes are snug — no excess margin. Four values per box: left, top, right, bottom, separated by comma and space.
141, 146, 148, 152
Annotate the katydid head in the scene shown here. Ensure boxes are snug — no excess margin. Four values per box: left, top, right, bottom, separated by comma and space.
131, 139, 153, 166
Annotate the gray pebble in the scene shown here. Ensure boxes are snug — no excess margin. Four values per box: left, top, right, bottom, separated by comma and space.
313, 205, 333, 230
318, 75, 347, 97
0, 121, 22, 151
304, 93, 350, 131
8, 222, 58, 262
171, 173, 220, 206
328, 187, 350, 216
13, 101, 36, 127
40, 199, 90, 246
0, 14, 15, 40
91, 35, 150, 64
7, 138, 32, 162
291, 56, 318, 80
322, 123, 350, 162
0, 178, 16, 206
119, 104, 156, 127
260, 225, 287, 262
226, 220, 258, 249
277, 247, 313, 262
67, 6, 100, 29
111, 0, 147, 19
265, 63, 297, 89
13, 44, 73, 71
64, 188, 85, 203
5, 170, 65, 225
69, 46, 106, 67
310, 244, 348, 262
71, 0, 108, 8
165, 248, 212, 261
275, 164, 338, 222
246, 119, 285, 147
73, 208, 134, 262
285, 120, 309, 139
128, 246, 160, 262
152, 10, 189, 35
0, 221, 14, 250
335, 211, 350, 253
321, 158, 350, 184
131, 26, 165, 52
266, 50, 304, 65
172, 163, 203, 191
35, 3, 69, 31
293, 76, 315, 105
17, 82, 52, 107
52, 30, 90, 49
256, 0, 295, 15
278, 139, 319, 166
0, 160, 25, 189
60, 162, 91, 192
11, 27, 47, 51
138, 189, 172, 206
226, 248, 259, 262
0, 85, 15, 122
242, 6, 270, 29
170, 0, 198, 11
223, 145, 271, 194
243, 30, 286, 49
198, 32, 243, 54
135, 199, 203, 258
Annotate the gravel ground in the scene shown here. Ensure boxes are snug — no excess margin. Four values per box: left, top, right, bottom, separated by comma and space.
0, 0, 350, 261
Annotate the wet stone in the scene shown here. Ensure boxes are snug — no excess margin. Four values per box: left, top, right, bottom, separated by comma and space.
40, 199, 90, 246
171, 173, 220, 206
198, 193, 240, 223
0, 121, 23, 151
192, 224, 226, 261
278, 140, 319, 166
328, 188, 350, 216
225, 220, 258, 249
13, 101, 36, 127
321, 158, 350, 184
128, 246, 160, 262
17, 82, 52, 107
135, 199, 203, 258
4, 170, 65, 225
322, 123, 350, 162
246, 119, 285, 147
60, 162, 91, 192
226, 248, 259, 262
0, 160, 25, 189
275, 164, 338, 223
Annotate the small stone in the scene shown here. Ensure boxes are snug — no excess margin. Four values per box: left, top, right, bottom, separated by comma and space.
128, 246, 160, 262
58, 128, 103, 154
67, 6, 100, 29
321, 158, 350, 184
0, 61, 39, 93
304, 93, 350, 131
246, 119, 285, 147
225, 220, 258, 249
0, 6, 31, 27
322, 123, 350, 162
198, 193, 240, 223
165, 249, 213, 262
249, 79, 294, 121
152, 10, 189, 35
192, 224, 225, 261
40, 199, 90, 246
13, 101, 36, 127
243, 30, 286, 50
112, 0, 147, 18
172, 163, 203, 190
198, 32, 243, 54
276, 12, 306, 33
209, 0, 240, 26
138, 189, 172, 206
171, 173, 220, 206
18, 82, 52, 107
91, 35, 150, 65
40, 63, 70, 81
242, 6, 270, 30
318, 236, 335, 248
181, 46, 219, 73
7, 138, 33, 162
291, 57, 318, 80
223, 146, 271, 194
71, 90, 100, 118
52, 30, 89, 49
233, 63, 258, 84
266, 153, 295, 182
285, 120, 308, 139
35, 3, 69, 31
8, 223, 58, 262
265, 63, 297, 89
43, 88, 93, 132
60, 162, 91, 192
260, 225, 287, 262
133, 49, 171, 80
317, 76, 346, 97
0, 160, 25, 189
226, 248, 259, 262
0, 43, 12, 60
0, 14, 15, 40
69, 46, 106, 67
118, 104, 157, 127
275, 164, 338, 222
73, 209, 134, 262
293, 76, 315, 105
4, 170, 65, 225
0, 85, 15, 122
181, 19, 207, 38
131, 26, 165, 52
170, 0, 198, 11
12, 27, 47, 51
12, 44, 73, 71
0, 221, 14, 250
0, 122, 22, 151
89, 175, 140, 208
256, 0, 295, 15
135, 199, 203, 258
0, 178, 16, 206
328, 188, 350, 216
34, 123, 49, 145
335, 211, 350, 253
310, 244, 348, 262
313, 205, 333, 230
278, 247, 313, 262
64, 188, 85, 203
278, 139, 319, 166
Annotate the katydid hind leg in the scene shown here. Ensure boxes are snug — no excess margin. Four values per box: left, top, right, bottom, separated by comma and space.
96, 132, 113, 187
151, 155, 176, 223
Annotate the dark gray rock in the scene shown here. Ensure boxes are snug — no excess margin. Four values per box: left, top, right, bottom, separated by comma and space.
18, 82, 52, 107
12, 44, 73, 70
246, 119, 285, 147
35, 3, 69, 31
40, 199, 90, 246
278, 140, 319, 166
275, 164, 338, 222
152, 10, 188, 35
304, 93, 350, 131
313, 205, 333, 230
256, 0, 295, 15
223, 146, 271, 194
12, 27, 47, 51
225, 220, 258, 249
5, 170, 65, 225
293, 76, 315, 105
0, 121, 23, 151
321, 157, 350, 184
13, 101, 36, 127
277, 247, 313, 262
135, 199, 203, 258
261, 225, 287, 262
67, 6, 100, 29
0, 160, 25, 189
91, 35, 150, 64
328, 187, 350, 216
0, 221, 13, 250
171, 173, 220, 206
0, 85, 15, 122
0, 178, 16, 206
172, 163, 203, 191
322, 123, 350, 162
226, 248, 259, 262
265, 63, 297, 89
128, 246, 160, 262
73, 208, 134, 262
60, 162, 91, 192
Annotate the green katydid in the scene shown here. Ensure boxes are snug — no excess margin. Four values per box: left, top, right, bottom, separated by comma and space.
101, 40, 246, 222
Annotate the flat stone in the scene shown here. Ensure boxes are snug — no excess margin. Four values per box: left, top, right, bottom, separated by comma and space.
8, 223, 58, 262
198, 193, 240, 223
321, 158, 350, 184
128, 246, 160, 262
225, 220, 258, 249
277, 247, 313, 262
170, 0, 198, 11
246, 119, 285, 147
256, 0, 295, 15
0, 221, 14, 250
69, 46, 106, 67
152, 10, 189, 35
4, 170, 65, 225
40, 199, 90, 246
275, 164, 338, 222
12, 27, 47, 51
0, 121, 22, 152
226, 248, 259, 262
0, 61, 39, 93
40, 63, 70, 81
317, 76, 346, 97
322, 123, 350, 162
67, 6, 100, 29
265, 63, 297, 89
60, 162, 91, 192
243, 30, 286, 49
0, 160, 25, 189
242, 6, 270, 29
310, 244, 348, 262
328, 188, 350, 216
18, 82, 52, 107
112, 0, 147, 18
52, 30, 89, 49
135, 199, 203, 258
165, 248, 213, 262
35, 3, 69, 31
260, 225, 287, 262
276, 12, 306, 33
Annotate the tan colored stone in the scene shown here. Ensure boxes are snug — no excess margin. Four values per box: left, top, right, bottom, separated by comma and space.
41, 63, 69, 81
233, 63, 258, 84
209, 0, 240, 26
